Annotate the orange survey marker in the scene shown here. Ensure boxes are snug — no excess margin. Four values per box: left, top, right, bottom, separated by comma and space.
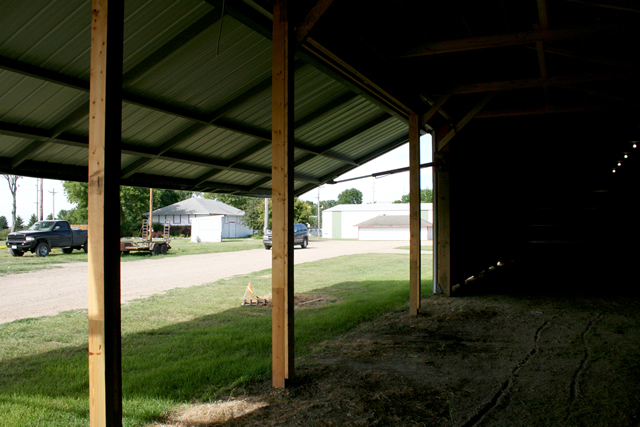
242, 282, 268, 306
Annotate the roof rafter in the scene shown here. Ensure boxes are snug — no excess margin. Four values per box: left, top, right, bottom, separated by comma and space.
434, 72, 636, 96
296, 0, 335, 46
437, 94, 495, 151
400, 22, 634, 57
205, 0, 418, 119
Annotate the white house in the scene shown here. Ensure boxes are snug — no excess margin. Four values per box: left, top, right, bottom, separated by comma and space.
321, 203, 433, 239
354, 215, 432, 241
151, 198, 253, 238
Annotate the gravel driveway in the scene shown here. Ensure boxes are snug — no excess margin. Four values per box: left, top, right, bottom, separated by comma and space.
1, 240, 420, 324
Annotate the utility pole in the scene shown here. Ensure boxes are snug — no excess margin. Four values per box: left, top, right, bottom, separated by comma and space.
49, 188, 57, 219
264, 197, 269, 233
35, 180, 39, 220
148, 188, 153, 240
317, 187, 321, 236
39, 179, 44, 221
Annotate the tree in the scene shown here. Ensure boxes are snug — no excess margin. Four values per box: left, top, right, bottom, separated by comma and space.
61, 182, 193, 236
46, 213, 53, 220
294, 198, 313, 226
62, 182, 89, 223
14, 215, 24, 230
3, 175, 21, 232
0, 215, 8, 230
320, 199, 337, 211
337, 188, 363, 205
27, 214, 38, 227
394, 188, 433, 204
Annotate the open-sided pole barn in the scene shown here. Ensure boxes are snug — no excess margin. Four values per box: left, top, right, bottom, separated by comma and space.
1, 1, 639, 425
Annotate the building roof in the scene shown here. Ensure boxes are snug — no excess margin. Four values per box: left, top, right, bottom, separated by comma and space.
324, 203, 432, 213
152, 197, 244, 216
355, 215, 431, 228
1, 2, 637, 195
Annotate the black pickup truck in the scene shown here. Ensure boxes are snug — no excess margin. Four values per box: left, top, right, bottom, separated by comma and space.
6, 220, 88, 257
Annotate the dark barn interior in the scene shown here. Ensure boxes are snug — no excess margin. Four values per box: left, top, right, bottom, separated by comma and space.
1, 0, 639, 424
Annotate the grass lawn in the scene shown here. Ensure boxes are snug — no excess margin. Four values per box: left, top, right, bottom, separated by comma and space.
0, 238, 266, 275
0, 253, 433, 426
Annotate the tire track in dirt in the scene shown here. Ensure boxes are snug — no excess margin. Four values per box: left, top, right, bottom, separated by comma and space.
461, 316, 557, 427
564, 311, 607, 422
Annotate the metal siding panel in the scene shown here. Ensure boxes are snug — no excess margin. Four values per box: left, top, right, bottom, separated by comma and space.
125, 16, 272, 113
33, 144, 86, 166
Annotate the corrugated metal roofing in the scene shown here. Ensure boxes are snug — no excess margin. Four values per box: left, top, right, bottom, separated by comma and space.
5, 1, 634, 198
354, 215, 431, 228
151, 197, 244, 216
0, 0, 417, 197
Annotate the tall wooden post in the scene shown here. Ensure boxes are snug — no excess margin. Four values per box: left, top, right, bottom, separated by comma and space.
271, 0, 295, 388
409, 113, 421, 315
88, 1, 124, 425
435, 126, 452, 296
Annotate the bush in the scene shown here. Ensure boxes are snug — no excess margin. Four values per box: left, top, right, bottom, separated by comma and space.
0, 228, 9, 240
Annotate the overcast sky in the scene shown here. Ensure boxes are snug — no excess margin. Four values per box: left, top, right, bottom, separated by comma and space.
1, 135, 432, 226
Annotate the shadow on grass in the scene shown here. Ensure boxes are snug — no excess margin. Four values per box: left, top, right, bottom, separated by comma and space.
0, 279, 422, 425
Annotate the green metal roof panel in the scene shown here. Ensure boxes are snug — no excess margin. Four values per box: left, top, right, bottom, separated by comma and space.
0, 135, 27, 157
32, 144, 86, 166
0, 1, 419, 197
125, 15, 272, 113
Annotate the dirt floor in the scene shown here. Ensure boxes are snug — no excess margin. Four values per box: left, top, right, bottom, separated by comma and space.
156, 290, 640, 427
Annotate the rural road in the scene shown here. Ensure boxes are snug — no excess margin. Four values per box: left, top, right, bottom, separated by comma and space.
1, 240, 421, 324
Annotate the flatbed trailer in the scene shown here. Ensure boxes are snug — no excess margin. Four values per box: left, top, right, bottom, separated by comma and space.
119, 239, 170, 255
120, 220, 171, 255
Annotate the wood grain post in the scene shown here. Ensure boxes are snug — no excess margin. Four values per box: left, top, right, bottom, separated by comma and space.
435, 127, 452, 296
88, 1, 124, 425
409, 113, 421, 315
271, 0, 295, 389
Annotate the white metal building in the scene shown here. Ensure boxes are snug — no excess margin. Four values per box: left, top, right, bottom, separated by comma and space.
151, 198, 253, 238
322, 203, 433, 239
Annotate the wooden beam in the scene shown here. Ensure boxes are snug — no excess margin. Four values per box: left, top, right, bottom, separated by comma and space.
435, 146, 451, 296
409, 113, 421, 316
536, 0, 550, 103
475, 103, 633, 118
421, 95, 450, 125
400, 22, 633, 57
533, 45, 636, 67
437, 94, 495, 151
564, 0, 640, 13
296, 0, 334, 46
436, 72, 633, 95
271, 0, 295, 389
87, 1, 123, 426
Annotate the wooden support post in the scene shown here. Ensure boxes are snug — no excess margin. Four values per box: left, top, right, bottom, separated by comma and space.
409, 112, 421, 315
435, 127, 452, 296
272, 0, 295, 389
88, 1, 124, 425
